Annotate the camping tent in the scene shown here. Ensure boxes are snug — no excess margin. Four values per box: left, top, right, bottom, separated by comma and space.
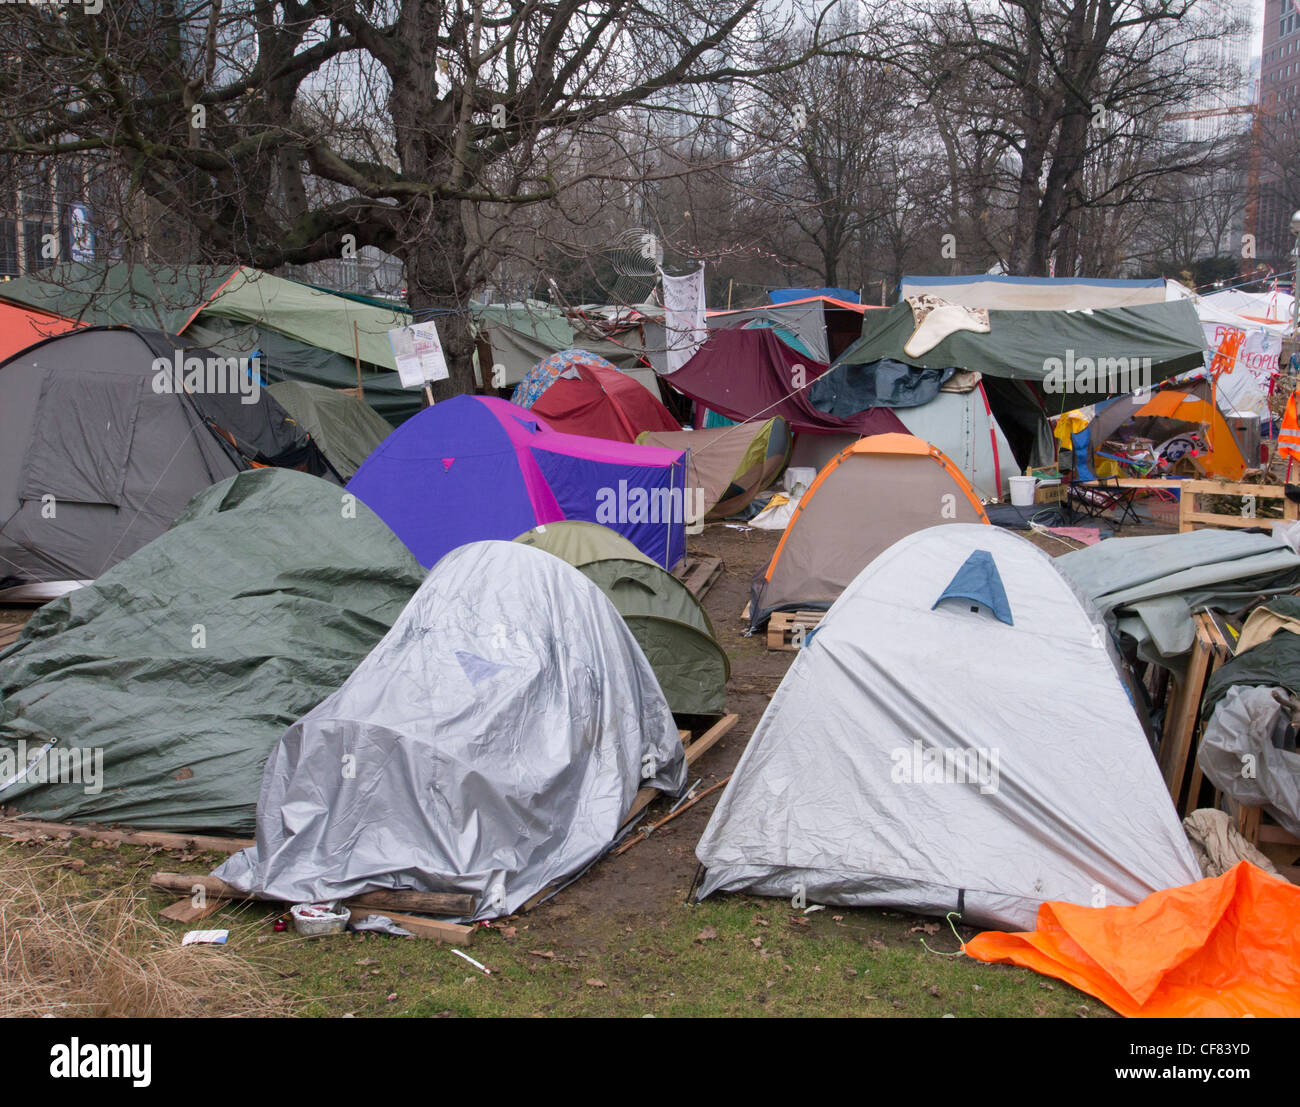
346, 394, 688, 568
514, 521, 728, 715
749, 434, 988, 630
0, 263, 421, 423
0, 326, 337, 598
512, 348, 680, 441
636, 418, 791, 520
0, 469, 424, 833
213, 540, 687, 919
1060, 376, 1248, 482
266, 381, 393, 480
697, 523, 1202, 930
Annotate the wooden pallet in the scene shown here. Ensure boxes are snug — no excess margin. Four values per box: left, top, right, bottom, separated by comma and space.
674, 554, 723, 599
1178, 480, 1299, 533
766, 609, 824, 651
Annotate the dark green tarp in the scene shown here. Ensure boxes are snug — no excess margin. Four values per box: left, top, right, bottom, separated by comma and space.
836, 300, 1208, 405
1202, 596, 1300, 721
0, 468, 424, 834
267, 380, 393, 479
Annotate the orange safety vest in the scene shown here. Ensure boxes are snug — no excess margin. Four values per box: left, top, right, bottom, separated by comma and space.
1280, 391, 1300, 461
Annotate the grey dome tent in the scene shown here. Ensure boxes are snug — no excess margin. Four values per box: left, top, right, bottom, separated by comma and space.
0, 326, 338, 599
698, 524, 1201, 930
215, 540, 687, 919
0, 469, 424, 834
513, 520, 729, 716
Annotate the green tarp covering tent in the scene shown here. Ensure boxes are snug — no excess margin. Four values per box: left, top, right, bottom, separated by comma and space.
266, 381, 394, 480
835, 300, 1208, 406
1056, 529, 1300, 674
513, 521, 728, 716
0, 468, 425, 834
0, 263, 423, 424
474, 302, 658, 394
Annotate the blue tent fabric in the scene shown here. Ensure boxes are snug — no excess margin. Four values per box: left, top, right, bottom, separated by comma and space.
769, 288, 860, 304
933, 550, 1013, 626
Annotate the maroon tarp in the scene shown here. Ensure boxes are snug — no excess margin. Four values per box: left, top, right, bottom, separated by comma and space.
662, 329, 907, 437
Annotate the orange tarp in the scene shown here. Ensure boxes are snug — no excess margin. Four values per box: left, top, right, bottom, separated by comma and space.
965, 862, 1300, 1017
0, 300, 80, 362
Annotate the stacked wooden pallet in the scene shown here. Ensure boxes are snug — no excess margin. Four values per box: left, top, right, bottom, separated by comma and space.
766, 610, 824, 651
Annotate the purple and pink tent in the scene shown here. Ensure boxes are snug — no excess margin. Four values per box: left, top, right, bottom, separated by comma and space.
346, 395, 687, 568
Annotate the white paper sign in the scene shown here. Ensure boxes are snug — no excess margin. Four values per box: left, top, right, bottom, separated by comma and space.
388, 320, 450, 387
1202, 321, 1282, 418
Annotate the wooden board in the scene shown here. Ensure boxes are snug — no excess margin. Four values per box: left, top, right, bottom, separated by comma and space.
766, 610, 824, 651
1159, 612, 1234, 815
621, 713, 739, 828
675, 554, 723, 600
149, 872, 474, 917
0, 817, 252, 854
1178, 480, 1299, 534
345, 907, 473, 945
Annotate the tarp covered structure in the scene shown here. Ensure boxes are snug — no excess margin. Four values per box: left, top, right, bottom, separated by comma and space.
699, 524, 1202, 930
347, 395, 687, 569
750, 434, 989, 629
636, 418, 791, 519
215, 541, 687, 920
0, 326, 337, 598
266, 381, 393, 480
512, 348, 680, 441
1056, 529, 1300, 672
0, 469, 425, 834
966, 862, 1300, 1017
514, 521, 728, 716
837, 300, 1208, 406
657, 327, 907, 438
897, 274, 1169, 311
0, 263, 421, 423
474, 302, 659, 393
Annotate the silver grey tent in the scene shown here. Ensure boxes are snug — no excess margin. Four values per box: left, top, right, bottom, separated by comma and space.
216, 540, 687, 919
697, 524, 1201, 930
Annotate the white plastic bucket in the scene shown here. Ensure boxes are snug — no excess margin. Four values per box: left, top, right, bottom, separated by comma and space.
784, 466, 816, 492
1008, 475, 1037, 507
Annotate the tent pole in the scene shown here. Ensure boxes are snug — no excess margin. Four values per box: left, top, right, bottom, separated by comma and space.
353, 321, 364, 399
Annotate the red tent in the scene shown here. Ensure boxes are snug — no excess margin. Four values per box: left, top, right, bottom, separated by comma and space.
0, 300, 80, 363
520, 350, 680, 442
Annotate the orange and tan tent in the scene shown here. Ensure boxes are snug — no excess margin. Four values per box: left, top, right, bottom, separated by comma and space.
0, 300, 79, 362
748, 433, 988, 629
1129, 388, 1248, 480
966, 861, 1300, 1018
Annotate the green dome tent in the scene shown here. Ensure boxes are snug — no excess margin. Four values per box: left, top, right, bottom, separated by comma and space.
267, 380, 393, 480
513, 521, 728, 716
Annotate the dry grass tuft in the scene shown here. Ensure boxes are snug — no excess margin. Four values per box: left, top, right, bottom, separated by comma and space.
0, 847, 288, 1018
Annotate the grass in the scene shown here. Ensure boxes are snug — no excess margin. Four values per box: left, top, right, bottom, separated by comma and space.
2, 822, 1103, 1019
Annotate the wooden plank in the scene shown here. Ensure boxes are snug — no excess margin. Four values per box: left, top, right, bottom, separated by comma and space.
677, 554, 723, 599
621, 713, 740, 829
160, 896, 227, 924
1180, 479, 1288, 499
1159, 622, 1212, 804
345, 907, 473, 945
149, 872, 474, 917
0, 818, 252, 854
1180, 511, 1289, 530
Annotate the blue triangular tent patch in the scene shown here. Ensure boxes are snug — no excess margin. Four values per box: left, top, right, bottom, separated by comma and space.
511, 415, 540, 434
932, 549, 1013, 626
455, 650, 511, 685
